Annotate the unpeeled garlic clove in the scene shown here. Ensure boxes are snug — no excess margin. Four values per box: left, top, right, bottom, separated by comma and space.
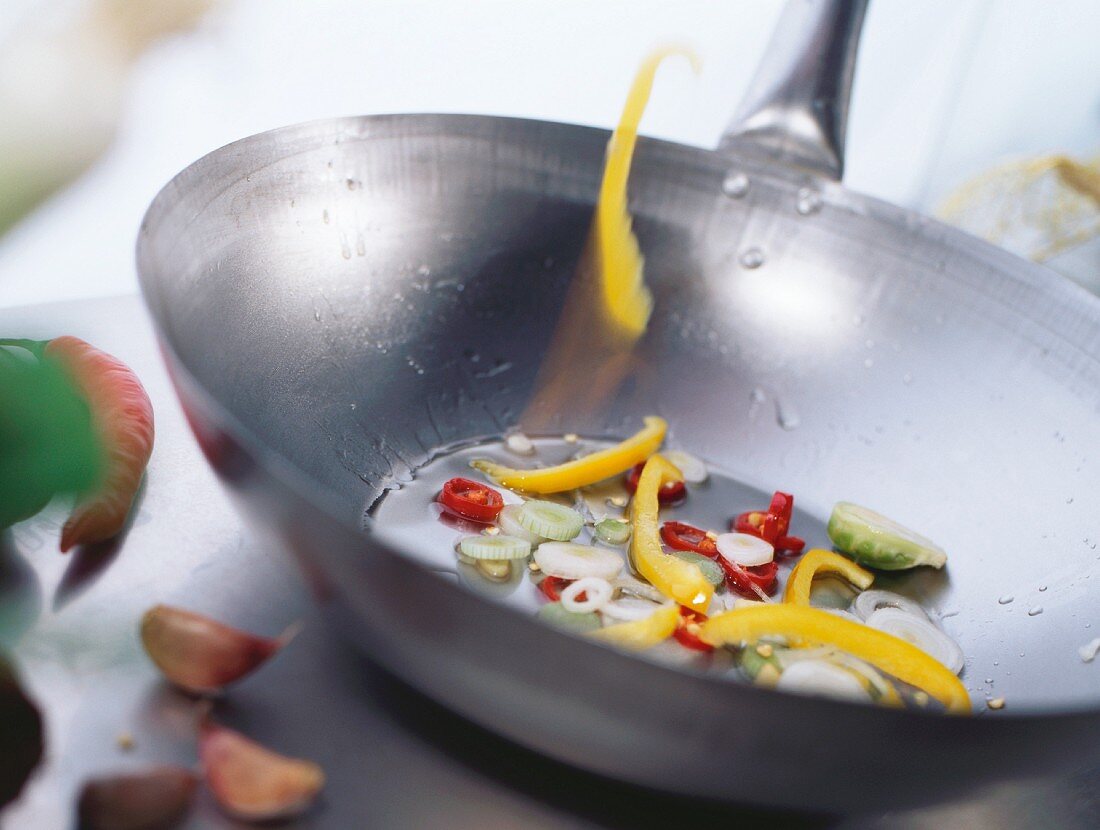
77, 765, 197, 830
200, 719, 324, 821
140, 605, 298, 694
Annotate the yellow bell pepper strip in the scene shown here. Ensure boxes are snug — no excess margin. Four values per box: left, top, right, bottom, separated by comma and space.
596, 47, 700, 340
783, 549, 874, 606
587, 603, 679, 650
470, 416, 666, 494
629, 454, 713, 614
700, 604, 971, 714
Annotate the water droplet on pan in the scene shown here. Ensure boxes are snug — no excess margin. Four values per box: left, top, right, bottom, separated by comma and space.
722, 172, 750, 198
796, 187, 823, 215
775, 399, 800, 431
739, 247, 765, 269
998, 595, 1014, 605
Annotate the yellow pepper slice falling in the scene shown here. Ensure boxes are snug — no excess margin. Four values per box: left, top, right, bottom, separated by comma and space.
700, 604, 971, 714
629, 454, 713, 614
596, 47, 700, 340
471, 416, 666, 494
587, 603, 679, 650
784, 549, 874, 606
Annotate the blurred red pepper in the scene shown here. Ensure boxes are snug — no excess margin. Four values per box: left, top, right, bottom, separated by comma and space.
538, 575, 568, 602
673, 605, 714, 653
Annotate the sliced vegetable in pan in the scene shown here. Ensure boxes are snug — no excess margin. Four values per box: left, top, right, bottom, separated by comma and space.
827, 502, 948, 570
700, 604, 971, 713
628, 455, 713, 614
784, 549, 875, 606
417, 418, 967, 714
470, 416, 666, 493
438, 477, 504, 523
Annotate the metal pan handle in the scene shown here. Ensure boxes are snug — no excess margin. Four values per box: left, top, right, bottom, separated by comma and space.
717, 0, 869, 181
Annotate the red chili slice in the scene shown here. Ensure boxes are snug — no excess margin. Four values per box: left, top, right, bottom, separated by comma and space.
733, 510, 780, 544
438, 477, 504, 522
719, 558, 779, 598
625, 463, 686, 504
768, 492, 793, 536
732, 492, 803, 555
660, 521, 717, 555
673, 605, 714, 653
775, 535, 805, 555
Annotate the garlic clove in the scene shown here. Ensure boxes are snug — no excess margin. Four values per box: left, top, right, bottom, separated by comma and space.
140, 605, 299, 694
76, 765, 197, 830
200, 719, 324, 821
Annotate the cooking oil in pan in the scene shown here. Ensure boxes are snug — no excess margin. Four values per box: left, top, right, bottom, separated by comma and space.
369, 434, 820, 618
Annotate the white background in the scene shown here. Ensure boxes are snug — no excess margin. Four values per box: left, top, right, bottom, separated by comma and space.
1, 0, 1098, 309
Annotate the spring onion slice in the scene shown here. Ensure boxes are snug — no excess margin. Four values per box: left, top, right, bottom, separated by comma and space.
534, 542, 624, 581
716, 532, 774, 567
517, 500, 583, 541
458, 535, 531, 561
609, 575, 666, 604
831, 651, 903, 706
775, 660, 872, 703
828, 502, 947, 570
594, 518, 631, 545
668, 550, 724, 587
475, 558, 513, 581
561, 577, 613, 614
497, 504, 544, 545
852, 589, 930, 622
538, 602, 601, 633
600, 596, 665, 622
864, 607, 965, 674
470, 416, 667, 493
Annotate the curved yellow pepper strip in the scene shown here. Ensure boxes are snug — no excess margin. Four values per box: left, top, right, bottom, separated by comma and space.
700, 604, 971, 714
587, 603, 679, 650
630, 454, 713, 614
471, 416, 666, 494
784, 549, 875, 605
597, 47, 700, 339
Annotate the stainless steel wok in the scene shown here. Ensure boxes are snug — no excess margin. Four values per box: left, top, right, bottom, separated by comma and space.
136, 0, 1100, 814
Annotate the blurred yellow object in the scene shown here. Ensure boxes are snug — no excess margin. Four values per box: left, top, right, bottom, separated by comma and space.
0, 0, 214, 236
596, 47, 700, 340
937, 153, 1100, 264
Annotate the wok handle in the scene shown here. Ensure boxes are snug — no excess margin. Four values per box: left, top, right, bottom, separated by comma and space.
716, 0, 869, 181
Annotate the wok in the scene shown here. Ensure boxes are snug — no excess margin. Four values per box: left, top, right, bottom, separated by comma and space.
136, 0, 1100, 814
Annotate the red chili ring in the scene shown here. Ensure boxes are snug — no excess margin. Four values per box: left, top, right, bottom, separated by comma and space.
438, 477, 504, 523
660, 521, 718, 556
